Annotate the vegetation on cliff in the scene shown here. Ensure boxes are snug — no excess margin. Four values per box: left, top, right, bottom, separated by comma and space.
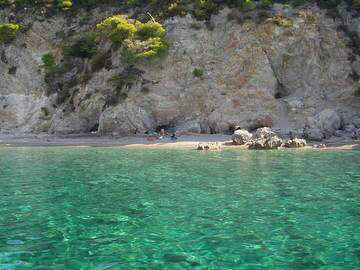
37, 15, 169, 107
0, 23, 20, 44
1, 1, 360, 20
96, 15, 169, 63
193, 68, 204, 78
41, 52, 55, 70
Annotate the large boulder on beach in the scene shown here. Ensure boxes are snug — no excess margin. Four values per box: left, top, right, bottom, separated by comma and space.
284, 138, 307, 148
264, 136, 283, 149
255, 127, 276, 139
248, 136, 283, 150
232, 129, 253, 145
248, 139, 266, 150
248, 128, 283, 150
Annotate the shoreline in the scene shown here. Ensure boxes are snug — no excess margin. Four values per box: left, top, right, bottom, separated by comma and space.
0, 133, 359, 150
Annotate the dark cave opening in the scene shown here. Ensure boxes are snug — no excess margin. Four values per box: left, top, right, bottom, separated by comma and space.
89, 123, 99, 133
156, 124, 175, 133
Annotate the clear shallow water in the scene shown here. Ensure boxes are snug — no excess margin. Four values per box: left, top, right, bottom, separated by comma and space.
0, 147, 360, 269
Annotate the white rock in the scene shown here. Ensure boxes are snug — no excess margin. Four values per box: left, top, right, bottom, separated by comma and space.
232, 129, 253, 145
255, 127, 276, 140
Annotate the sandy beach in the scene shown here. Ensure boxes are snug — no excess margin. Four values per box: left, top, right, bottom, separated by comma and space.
0, 133, 231, 149
0, 133, 359, 150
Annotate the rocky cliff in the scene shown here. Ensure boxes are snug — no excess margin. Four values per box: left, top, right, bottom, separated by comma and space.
1, 4, 360, 140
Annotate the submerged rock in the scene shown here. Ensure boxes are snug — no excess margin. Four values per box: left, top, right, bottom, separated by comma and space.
197, 142, 221, 151
163, 253, 200, 266
232, 129, 252, 145
6, 240, 25, 245
313, 144, 326, 149
163, 254, 188, 263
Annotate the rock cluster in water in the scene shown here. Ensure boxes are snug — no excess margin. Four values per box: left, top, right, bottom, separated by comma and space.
232, 127, 307, 150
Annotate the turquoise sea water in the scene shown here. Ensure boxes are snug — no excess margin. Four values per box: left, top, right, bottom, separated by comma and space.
0, 147, 360, 269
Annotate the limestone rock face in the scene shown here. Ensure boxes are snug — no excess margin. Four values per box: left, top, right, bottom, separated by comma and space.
0, 6, 360, 135
232, 129, 253, 145
352, 129, 360, 140
306, 127, 324, 141
99, 103, 155, 135
176, 119, 202, 134
344, 124, 356, 133
305, 109, 341, 140
351, 56, 360, 77
353, 118, 360, 128
318, 110, 342, 136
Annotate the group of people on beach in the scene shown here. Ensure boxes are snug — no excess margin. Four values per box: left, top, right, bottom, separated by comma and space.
145, 128, 178, 142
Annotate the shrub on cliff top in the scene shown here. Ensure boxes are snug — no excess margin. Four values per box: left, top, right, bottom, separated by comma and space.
166, 2, 188, 17
0, 23, 20, 44
194, 0, 220, 20
57, 0, 72, 9
0, 0, 14, 6
1, 0, 360, 20
97, 15, 169, 63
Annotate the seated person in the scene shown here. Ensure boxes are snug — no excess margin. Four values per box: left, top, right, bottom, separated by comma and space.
170, 133, 178, 141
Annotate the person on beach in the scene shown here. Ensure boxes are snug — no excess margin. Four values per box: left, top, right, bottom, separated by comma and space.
158, 128, 165, 140
145, 129, 158, 141
171, 133, 178, 141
